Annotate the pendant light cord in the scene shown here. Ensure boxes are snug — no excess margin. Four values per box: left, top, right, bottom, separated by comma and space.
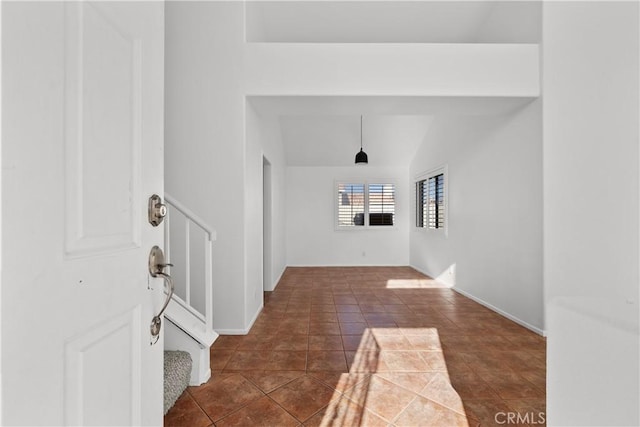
360, 115, 363, 150
354, 114, 368, 164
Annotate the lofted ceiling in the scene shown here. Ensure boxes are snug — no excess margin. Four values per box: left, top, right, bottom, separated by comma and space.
249, 96, 535, 167
246, 1, 541, 44
279, 115, 433, 167
246, 1, 541, 167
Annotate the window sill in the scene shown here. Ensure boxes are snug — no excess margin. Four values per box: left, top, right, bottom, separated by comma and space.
414, 227, 448, 236
336, 226, 399, 232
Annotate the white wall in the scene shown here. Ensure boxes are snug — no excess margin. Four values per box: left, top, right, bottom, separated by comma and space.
473, 1, 541, 43
543, 2, 639, 425
0, 0, 3, 420
286, 166, 410, 266
409, 101, 543, 332
165, 2, 247, 332
245, 43, 540, 97
245, 104, 287, 325
165, 1, 543, 334
245, 1, 536, 44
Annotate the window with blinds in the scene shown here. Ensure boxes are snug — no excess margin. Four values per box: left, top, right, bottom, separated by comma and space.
416, 173, 445, 229
336, 182, 395, 228
337, 184, 365, 227
368, 183, 395, 226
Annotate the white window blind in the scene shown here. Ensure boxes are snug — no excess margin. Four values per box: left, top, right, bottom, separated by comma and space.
337, 184, 365, 227
368, 183, 395, 226
337, 182, 395, 228
417, 173, 445, 229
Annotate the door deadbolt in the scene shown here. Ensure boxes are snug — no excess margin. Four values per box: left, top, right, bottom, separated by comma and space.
148, 194, 166, 227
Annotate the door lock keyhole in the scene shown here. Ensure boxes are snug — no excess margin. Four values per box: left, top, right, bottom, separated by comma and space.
148, 194, 166, 227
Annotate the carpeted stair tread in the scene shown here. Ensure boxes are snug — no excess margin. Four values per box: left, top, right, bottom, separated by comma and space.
164, 350, 192, 415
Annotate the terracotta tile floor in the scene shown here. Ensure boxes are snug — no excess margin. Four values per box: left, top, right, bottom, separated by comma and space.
165, 267, 546, 426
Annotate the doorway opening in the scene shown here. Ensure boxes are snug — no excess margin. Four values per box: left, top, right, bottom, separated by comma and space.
263, 156, 272, 295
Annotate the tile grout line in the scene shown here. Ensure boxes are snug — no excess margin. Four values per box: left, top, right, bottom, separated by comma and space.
170, 267, 545, 427
209, 388, 268, 426
185, 388, 215, 426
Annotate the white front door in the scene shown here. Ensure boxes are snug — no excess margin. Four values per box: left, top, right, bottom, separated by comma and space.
2, 1, 165, 425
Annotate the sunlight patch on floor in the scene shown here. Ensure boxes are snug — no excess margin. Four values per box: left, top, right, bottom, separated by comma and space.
320, 327, 469, 426
385, 278, 452, 289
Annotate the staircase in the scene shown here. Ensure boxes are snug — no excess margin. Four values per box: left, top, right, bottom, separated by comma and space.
163, 351, 192, 414
162, 193, 218, 393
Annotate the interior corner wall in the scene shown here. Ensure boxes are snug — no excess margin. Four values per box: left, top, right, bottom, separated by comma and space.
543, 2, 640, 425
472, 0, 541, 44
286, 166, 410, 266
165, 1, 247, 332
245, 104, 287, 325
409, 100, 543, 333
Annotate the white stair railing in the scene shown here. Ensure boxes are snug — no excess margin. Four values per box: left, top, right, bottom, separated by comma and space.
164, 193, 215, 335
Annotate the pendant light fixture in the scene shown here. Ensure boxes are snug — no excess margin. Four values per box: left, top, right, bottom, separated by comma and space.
355, 115, 368, 165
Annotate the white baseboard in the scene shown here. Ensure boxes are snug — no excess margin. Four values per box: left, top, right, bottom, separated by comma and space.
165, 319, 213, 386
268, 267, 286, 292
409, 264, 437, 280
285, 263, 408, 267
246, 303, 262, 331
214, 328, 249, 335
409, 264, 456, 288
410, 264, 545, 337
451, 286, 546, 337
215, 304, 263, 335
201, 368, 212, 384
265, 263, 546, 337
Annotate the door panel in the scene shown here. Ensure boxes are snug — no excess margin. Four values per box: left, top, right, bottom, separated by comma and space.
64, 2, 143, 257
2, 2, 165, 425
64, 307, 142, 426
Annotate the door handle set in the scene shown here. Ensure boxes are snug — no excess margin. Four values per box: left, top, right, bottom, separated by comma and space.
149, 272, 173, 340
148, 245, 173, 343
148, 193, 172, 345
